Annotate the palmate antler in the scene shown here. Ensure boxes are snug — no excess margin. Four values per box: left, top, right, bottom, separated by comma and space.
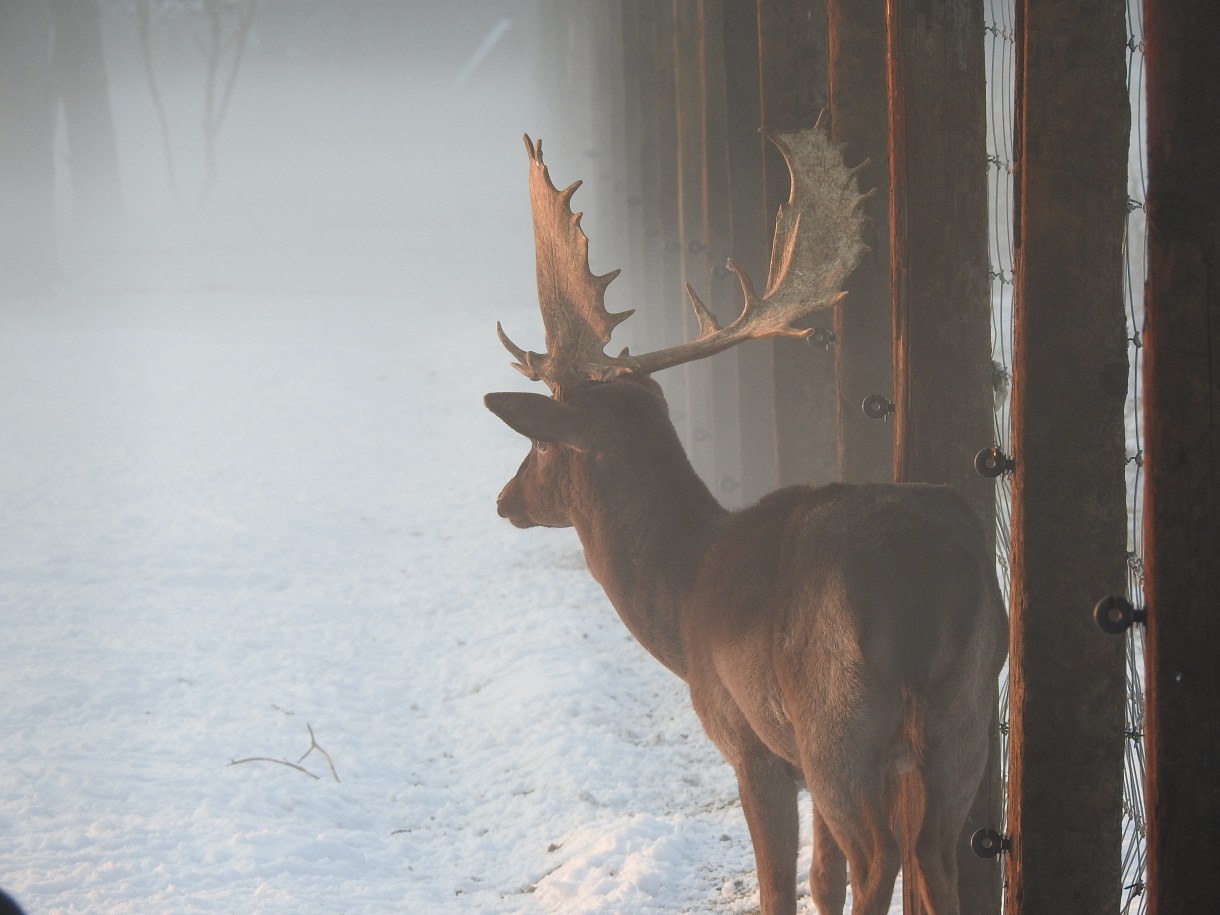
497, 135, 633, 397
498, 123, 872, 397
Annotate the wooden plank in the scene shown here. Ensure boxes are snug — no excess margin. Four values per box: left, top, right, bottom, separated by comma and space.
886, 1, 998, 913
1142, 1, 1220, 911
827, 0, 892, 484
758, 0, 837, 488
1004, 1, 1130, 913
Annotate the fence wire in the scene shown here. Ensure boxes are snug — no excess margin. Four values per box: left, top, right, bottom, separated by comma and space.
983, 0, 1015, 900
1119, 0, 1147, 910
983, 1, 1148, 911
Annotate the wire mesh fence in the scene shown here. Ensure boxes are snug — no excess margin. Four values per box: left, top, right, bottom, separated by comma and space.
1119, 1, 1148, 910
983, 1, 1015, 899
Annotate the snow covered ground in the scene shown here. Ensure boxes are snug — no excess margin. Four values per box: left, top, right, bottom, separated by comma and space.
0, 25, 908, 915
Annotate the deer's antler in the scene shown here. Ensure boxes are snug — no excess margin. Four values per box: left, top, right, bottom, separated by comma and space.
497, 135, 633, 396
624, 124, 873, 376
498, 123, 872, 394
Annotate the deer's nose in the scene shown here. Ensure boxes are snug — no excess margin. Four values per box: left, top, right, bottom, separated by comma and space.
495, 485, 519, 520
496, 484, 537, 528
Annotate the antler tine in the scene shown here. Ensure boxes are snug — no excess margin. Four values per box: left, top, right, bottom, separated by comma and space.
496, 322, 542, 381
622, 261, 849, 378
621, 123, 869, 377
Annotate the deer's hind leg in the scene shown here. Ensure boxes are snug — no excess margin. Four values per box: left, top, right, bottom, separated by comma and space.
688, 674, 800, 915
911, 709, 993, 915
809, 804, 847, 915
796, 705, 901, 915
735, 744, 801, 915
808, 773, 899, 915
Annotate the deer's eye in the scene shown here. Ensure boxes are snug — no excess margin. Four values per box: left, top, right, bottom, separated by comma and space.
535, 440, 549, 454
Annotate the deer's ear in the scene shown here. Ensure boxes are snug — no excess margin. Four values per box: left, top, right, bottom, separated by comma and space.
484, 392, 591, 450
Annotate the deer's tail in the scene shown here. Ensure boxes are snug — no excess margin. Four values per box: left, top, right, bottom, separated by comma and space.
892, 684, 930, 905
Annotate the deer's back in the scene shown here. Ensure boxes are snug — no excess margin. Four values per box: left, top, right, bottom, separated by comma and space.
683, 482, 1006, 767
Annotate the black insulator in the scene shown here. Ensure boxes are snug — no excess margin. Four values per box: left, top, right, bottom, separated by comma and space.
970, 828, 1010, 859
1094, 595, 1146, 634
974, 446, 1015, 478
861, 394, 895, 421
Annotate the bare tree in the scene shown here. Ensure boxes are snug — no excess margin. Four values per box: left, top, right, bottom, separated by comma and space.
136, 0, 258, 205
51, 0, 124, 225
0, 1, 57, 299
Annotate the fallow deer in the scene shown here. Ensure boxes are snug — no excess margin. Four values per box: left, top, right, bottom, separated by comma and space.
485, 127, 1008, 915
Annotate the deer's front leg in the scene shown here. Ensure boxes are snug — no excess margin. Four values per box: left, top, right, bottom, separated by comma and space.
734, 744, 800, 915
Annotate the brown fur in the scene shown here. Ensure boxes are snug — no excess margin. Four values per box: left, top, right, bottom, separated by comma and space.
485, 379, 1008, 915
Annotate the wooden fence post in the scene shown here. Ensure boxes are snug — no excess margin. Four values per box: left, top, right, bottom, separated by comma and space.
718, 0, 777, 504
827, 0, 893, 483
1142, 1, 1220, 911
1004, 2, 1130, 911
618, 1, 687, 428
886, 1, 998, 912
670, 0, 740, 499
758, 0, 837, 488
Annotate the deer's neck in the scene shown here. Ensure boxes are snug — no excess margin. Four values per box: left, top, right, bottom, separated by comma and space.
570, 451, 725, 681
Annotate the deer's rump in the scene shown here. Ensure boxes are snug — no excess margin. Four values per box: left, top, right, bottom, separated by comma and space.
684, 481, 1006, 774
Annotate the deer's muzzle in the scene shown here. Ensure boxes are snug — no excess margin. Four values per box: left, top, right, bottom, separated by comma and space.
496, 484, 538, 529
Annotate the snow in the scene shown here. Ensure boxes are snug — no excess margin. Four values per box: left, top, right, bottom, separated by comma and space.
0, 28, 905, 915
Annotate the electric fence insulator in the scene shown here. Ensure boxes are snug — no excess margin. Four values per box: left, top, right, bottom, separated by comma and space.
1094, 595, 1146, 634
970, 828, 1010, 859
974, 446, 1015, 478
861, 394, 895, 421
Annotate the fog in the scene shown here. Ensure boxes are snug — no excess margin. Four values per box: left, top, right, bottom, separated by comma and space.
2, 5, 1148, 914
3, 4, 798, 914
0, 1, 555, 305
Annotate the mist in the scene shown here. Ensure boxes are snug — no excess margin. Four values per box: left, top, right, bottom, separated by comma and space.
3, 5, 783, 914
2, 1, 547, 306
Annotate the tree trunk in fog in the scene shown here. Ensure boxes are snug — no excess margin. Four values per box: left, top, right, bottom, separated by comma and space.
51, 0, 123, 225
0, 0, 58, 299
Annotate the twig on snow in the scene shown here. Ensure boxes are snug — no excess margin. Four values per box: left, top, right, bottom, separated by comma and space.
297, 723, 341, 783
228, 723, 340, 782
228, 755, 320, 779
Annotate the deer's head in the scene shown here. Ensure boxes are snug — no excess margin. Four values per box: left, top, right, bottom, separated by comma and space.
486, 377, 673, 529
486, 127, 871, 522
